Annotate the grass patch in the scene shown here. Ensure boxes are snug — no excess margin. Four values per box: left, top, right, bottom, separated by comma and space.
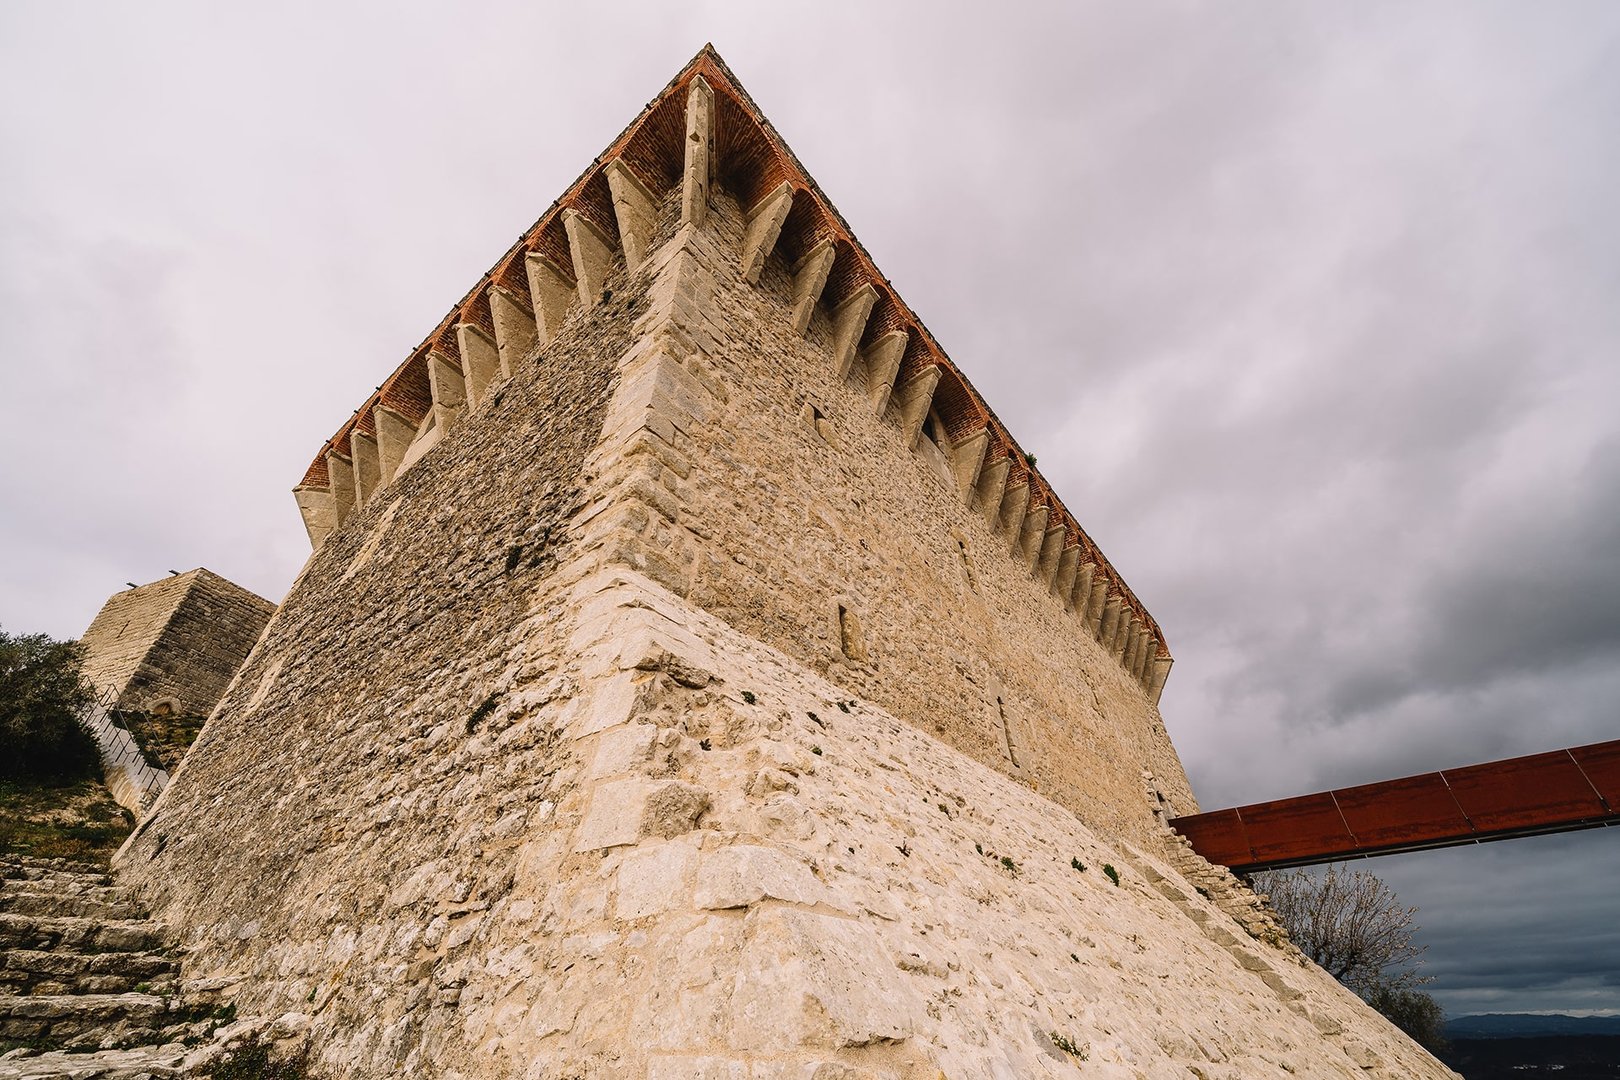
204, 1036, 310, 1080
0, 777, 132, 863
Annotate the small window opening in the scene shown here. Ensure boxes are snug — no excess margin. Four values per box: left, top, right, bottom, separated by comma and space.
922, 410, 952, 457
801, 402, 834, 444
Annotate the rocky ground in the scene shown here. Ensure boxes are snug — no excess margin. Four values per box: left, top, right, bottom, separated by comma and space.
0, 782, 131, 866
0, 856, 307, 1079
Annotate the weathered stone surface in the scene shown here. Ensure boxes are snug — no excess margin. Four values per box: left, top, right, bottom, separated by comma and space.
78, 569, 275, 718
106, 52, 1458, 1080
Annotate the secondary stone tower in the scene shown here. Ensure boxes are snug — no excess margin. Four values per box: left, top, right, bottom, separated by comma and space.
111, 48, 1458, 1079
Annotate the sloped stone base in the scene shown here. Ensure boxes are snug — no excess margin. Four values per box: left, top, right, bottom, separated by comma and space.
442, 568, 1456, 1079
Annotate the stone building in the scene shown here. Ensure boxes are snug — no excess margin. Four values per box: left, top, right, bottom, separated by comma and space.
78, 569, 276, 718
109, 48, 1459, 1078
70, 569, 276, 813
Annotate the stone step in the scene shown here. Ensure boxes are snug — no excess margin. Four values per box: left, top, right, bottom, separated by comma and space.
0, 870, 115, 895
0, 882, 127, 905
0, 949, 179, 997
0, 992, 168, 1046
0, 861, 112, 890
0, 1042, 189, 1079
0, 893, 145, 923
0, 916, 164, 956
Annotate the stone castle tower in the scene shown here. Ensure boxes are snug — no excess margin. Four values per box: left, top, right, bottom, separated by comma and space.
78, 569, 274, 720
114, 48, 1457, 1078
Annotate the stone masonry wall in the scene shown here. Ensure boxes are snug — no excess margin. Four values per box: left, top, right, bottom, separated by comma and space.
122, 560, 1458, 1078
79, 569, 276, 718
581, 187, 1196, 844
114, 228, 638, 1070
112, 200, 1456, 1078
79, 575, 194, 706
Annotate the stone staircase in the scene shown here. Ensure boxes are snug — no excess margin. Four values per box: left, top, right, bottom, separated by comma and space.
0, 856, 223, 1078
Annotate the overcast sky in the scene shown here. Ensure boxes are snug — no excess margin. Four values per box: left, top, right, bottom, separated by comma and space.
2, 1, 1615, 1020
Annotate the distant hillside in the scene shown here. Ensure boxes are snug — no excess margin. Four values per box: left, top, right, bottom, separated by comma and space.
1447, 1014, 1620, 1038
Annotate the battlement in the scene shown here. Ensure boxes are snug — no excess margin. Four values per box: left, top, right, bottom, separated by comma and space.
292, 46, 1172, 701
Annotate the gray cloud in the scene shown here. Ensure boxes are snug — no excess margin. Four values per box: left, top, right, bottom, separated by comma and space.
2, 0, 1616, 1019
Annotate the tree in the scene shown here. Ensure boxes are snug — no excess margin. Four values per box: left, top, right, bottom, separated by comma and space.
0, 628, 100, 781
1365, 982, 1448, 1054
1252, 863, 1447, 1053
1251, 863, 1427, 994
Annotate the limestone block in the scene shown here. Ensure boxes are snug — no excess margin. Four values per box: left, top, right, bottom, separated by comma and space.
1122, 618, 1145, 674
574, 777, 650, 852
571, 672, 642, 740
693, 845, 825, 910
894, 366, 941, 449
619, 623, 717, 688
950, 428, 990, 503
325, 449, 355, 528
974, 455, 1011, 524
293, 486, 336, 549
862, 329, 907, 414
642, 780, 711, 839
829, 284, 878, 380
1052, 545, 1080, 599
615, 840, 697, 919
351, 430, 380, 508
1018, 505, 1048, 564
790, 240, 836, 335
606, 158, 659, 268
729, 908, 916, 1051
1110, 607, 1134, 658
1149, 656, 1173, 705
455, 322, 502, 408
740, 181, 793, 284
1070, 561, 1095, 613
1085, 575, 1110, 627
524, 252, 574, 346
590, 722, 656, 779
486, 283, 535, 376
1098, 596, 1123, 646
609, 353, 714, 438
427, 350, 467, 433
683, 76, 714, 227
997, 481, 1030, 542
1036, 525, 1066, 582
373, 404, 417, 488
563, 209, 616, 306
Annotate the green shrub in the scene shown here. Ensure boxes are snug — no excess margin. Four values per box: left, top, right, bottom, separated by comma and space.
1365, 981, 1447, 1054
0, 629, 98, 781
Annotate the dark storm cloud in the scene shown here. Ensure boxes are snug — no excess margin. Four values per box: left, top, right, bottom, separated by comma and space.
1375, 831, 1620, 1016
1, 0, 1615, 1017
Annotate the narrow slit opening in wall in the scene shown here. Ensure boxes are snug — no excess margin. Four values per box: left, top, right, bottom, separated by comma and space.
997, 696, 1021, 769
956, 537, 976, 590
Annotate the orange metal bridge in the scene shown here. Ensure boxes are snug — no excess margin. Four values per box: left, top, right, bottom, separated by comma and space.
1169, 739, 1619, 874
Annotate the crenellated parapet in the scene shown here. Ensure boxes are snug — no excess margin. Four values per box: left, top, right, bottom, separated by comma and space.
292, 46, 1172, 700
